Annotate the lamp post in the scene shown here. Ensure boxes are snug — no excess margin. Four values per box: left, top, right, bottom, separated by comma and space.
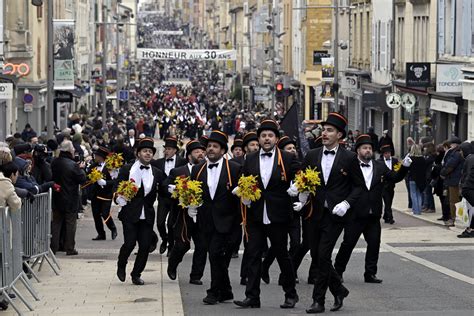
46, 0, 54, 139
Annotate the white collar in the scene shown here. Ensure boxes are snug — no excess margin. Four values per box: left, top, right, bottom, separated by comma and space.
259, 148, 276, 156
323, 145, 339, 153
208, 157, 224, 167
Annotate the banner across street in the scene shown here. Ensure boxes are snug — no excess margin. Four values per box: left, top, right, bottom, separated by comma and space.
137, 48, 237, 61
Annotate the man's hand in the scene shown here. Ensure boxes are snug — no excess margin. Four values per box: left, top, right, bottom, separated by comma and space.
97, 179, 106, 187
242, 198, 251, 206
402, 155, 413, 167
332, 200, 350, 217
110, 169, 119, 179
168, 184, 176, 194
232, 186, 239, 195
293, 202, 304, 212
287, 181, 299, 197
116, 196, 127, 207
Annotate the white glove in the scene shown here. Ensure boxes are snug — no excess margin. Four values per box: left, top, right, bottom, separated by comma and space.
187, 207, 198, 223
293, 202, 304, 212
287, 181, 299, 197
299, 191, 310, 203
116, 196, 127, 207
332, 201, 350, 217
242, 198, 251, 206
231, 186, 239, 195
110, 169, 119, 179
402, 155, 412, 167
168, 184, 176, 194
97, 179, 106, 187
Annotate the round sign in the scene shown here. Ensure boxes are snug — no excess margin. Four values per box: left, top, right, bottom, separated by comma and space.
153, 87, 159, 94
401, 93, 416, 110
23, 93, 34, 104
386, 93, 401, 109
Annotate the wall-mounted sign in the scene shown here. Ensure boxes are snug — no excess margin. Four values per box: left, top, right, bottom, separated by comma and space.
386, 93, 401, 109
55, 91, 73, 102
313, 50, 330, 65
24, 103, 33, 112
137, 49, 237, 61
406, 62, 431, 87
2, 63, 30, 76
401, 93, 416, 110
430, 98, 458, 115
0, 83, 13, 99
436, 64, 463, 93
341, 76, 358, 93
321, 58, 335, 82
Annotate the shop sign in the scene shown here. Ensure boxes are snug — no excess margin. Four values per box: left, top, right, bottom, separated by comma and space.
0, 83, 13, 99
386, 93, 401, 109
313, 51, 330, 65
406, 62, 430, 87
430, 98, 458, 115
436, 64, 463, 93
341, 76, 358, 93
401, 93, 416, 110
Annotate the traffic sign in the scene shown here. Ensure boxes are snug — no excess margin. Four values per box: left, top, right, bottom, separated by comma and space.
119, 90, 129, 101
23, 93, 34, 104
253, 86, 269, 95
0, 83, 13, 99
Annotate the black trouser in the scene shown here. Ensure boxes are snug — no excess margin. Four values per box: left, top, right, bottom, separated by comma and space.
91, 198, 116, 237
312, 209, 347, 305
382, 187, 395, 221
167, 206, 180, 250
262, 215, 301, 277
240, 237, 250, 279
245, 222, 297, 300
157, 197, 173, 245
439, 195, 451, 221
199, 229, 234, 299
293, 217, 319, 282
51, 210, 77, 253
118, 220, 153, 278
334, 216, 381, 277
168, 211, 207, 281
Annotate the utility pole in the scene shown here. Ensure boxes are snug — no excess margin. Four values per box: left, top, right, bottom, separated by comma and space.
46, 0, 54, 139
333, 0, 339, 112
270, 8, 276, 119
240, 43, 244, 110
101, 1, 108, 127
116, 4, 120, 110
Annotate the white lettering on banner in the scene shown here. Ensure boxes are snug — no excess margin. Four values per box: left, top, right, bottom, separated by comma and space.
137, 48, 237, 61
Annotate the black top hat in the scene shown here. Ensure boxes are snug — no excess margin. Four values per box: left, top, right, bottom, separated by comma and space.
94, 146, 110, 159
278, 136, 296, 150
380, 144, 392, 153
199, 135, 209, 147
257, 119, 280, 137
314, 136, 323, 148
185, 139, 206, 156
208, 130, 229, 151
164, 137, 179, 149
231, 139, 244, 151
321, 112, 348, 139
242, 132, 258, 148
136, 137, 156, 155
355, 134, 373, 150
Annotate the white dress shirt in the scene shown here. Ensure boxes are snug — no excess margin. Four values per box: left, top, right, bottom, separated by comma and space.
129, 137, 135, 147
384, 157, 392, 170
359, 160, 374, 190
259, 148, 275, 225
129, 160, 153, 219
164, 154, 176, 176
207, 157, 224, 200
187, 163, 193, 174
97, 161, 105, 172
321, 145, 339, 185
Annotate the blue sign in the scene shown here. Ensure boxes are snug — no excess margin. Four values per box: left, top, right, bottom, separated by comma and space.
119, 90, 129, 101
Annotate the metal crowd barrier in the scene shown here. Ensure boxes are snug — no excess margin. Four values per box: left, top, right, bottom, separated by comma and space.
1, 206, 39, 315
21, 190, 61, 281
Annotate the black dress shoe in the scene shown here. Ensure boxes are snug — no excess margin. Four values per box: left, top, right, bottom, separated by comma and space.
203, 295, 219, 305
280, 295, 299, 309
388, 219, 395, 224
66, 250, 78, 256
218, 291, 234, 302
364, 274, 383, 283
330, 287, 349, 312
189, 279, 202, 285
232, 251, 239, 258
234, 297, 261, 308
92, 235, 106, 241
111, 229, 118, 240
159, 241, 167, 254
306, 302, 325, 313
167, 265, 177, 280
261, 269, 270, 284
132, 277, 145, 285
117, 266, 126, 282
240, 277, 247, 285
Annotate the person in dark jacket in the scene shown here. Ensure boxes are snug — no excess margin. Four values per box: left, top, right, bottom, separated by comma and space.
407, 144, 427, 215
21, 123, 37, 142
440, 137, 465, 226
431, 145, 450, 221
378, 130, 395, 157
367, 127, 379, 153
50, 140, 87, 255
459, 142, 474, 238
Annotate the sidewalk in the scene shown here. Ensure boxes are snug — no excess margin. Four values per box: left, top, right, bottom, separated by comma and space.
392, 182, 464, 233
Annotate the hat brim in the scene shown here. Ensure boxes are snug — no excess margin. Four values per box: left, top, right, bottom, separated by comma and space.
355, 141, 373, 150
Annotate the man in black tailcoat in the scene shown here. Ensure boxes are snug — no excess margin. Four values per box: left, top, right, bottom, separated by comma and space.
88, 146, 118, 241
234, 119, 300, 309
115, 138, 165, 285
166, 139, 208, 285
334, 134, 411, 285
301, 113, 364, 314
189, 130, 241, 305
377, 144, 399, 224
151, 136, 187, 254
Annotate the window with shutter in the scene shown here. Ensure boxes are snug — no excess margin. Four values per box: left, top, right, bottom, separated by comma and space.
372, 21, 377, 70
380, 21, 387, 70
386, 20, 392, 71
438, 0, 445, 54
